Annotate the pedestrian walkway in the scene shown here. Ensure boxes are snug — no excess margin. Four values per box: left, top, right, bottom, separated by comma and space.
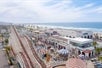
86, 61, 94, 68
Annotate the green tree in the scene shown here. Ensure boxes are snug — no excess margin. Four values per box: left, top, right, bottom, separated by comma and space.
98, 56, 102, 62
4, 46, 13, 65
4, 46, 11, 56
5, 39, 9, 45
96, 48, 101, 55
93, 41, 98, 49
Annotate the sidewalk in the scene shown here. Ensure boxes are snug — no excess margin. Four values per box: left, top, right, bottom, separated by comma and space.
86, 61, 94, 68
10, 66, 14, 68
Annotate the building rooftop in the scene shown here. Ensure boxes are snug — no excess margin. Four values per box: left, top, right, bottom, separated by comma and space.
52, 35, 68, 41
70, 38, 92, 43
64, 37, 93, 44
66, 58, 87, 68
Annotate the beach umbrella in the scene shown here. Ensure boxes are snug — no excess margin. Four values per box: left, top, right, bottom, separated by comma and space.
66, 58, 87, 68
79, 54, 85, 60
58, 49, 68, 55
79, 54, 84, 57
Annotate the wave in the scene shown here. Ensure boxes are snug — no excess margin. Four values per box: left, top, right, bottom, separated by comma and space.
31, 24, 102, 32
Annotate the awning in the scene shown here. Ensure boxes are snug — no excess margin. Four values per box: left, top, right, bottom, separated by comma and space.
83, 50, 91, 53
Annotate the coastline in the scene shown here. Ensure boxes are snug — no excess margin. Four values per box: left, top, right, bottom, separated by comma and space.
26, 24, 102, 32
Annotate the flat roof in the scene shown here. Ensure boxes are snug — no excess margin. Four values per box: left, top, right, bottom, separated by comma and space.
63, 37, 93, 44
52, 35, 68, 41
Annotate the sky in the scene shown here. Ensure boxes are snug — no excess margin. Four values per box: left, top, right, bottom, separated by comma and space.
0, 0, 102, 23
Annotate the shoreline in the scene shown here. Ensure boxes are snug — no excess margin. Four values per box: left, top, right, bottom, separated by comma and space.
25, 24, 102, 32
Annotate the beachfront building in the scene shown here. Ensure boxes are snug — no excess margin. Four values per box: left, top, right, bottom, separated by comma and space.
55, 29, 93, 39
66, 37, 95, 58
81, 31, 93, 39
55, 29, 80, 38
25, 24, 93, 39
93, 32, 102, 40
47, 35, 95, 58
48, 35, 69, 50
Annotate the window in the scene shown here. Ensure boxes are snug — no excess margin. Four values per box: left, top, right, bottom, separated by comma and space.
83, 33, 88, 35
70, 41, 79, 46
79, 43, 92, 48
70, 41, 92, 48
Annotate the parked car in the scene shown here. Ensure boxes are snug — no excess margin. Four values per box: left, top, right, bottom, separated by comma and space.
94, 63, 102, 68
91, 58, 97, 62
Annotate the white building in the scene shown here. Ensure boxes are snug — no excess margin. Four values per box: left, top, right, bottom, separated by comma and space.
48, 35, 95, 57
81, 31, 93, 39
93, 32, 102, 40
55, 29, 93, 39
64, 37, 95, 57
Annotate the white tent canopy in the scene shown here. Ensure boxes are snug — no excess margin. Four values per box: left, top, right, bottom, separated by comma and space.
58, 49, 69, 55
78, 54, 85, 60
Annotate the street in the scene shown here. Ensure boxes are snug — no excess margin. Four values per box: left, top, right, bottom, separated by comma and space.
0, 44, 10, 68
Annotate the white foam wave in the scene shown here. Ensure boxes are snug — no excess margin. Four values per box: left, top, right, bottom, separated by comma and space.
32, 24, 102, 32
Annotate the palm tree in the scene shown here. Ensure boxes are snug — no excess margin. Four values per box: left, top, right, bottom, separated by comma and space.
5, 39, 9, 45
98, 56, 102, 62
93, 41, 98, 49
95, 48, 101, 55
4, 46, 13, 65
0, 34, 4, 45
4, 46, 11, 57
93, 41, 99, 57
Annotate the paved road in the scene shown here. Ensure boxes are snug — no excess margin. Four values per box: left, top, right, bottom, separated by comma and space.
0, 46, 10, 68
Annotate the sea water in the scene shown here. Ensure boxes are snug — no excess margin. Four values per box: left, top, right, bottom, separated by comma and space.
33, 22, 102, 32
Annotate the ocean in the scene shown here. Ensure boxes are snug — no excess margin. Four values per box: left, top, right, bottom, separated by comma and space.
33, 22, 102, 32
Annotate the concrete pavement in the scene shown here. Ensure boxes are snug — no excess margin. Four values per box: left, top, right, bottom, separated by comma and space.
86, 61, 94, 68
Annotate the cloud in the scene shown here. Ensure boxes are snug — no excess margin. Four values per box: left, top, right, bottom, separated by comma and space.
0, 0, 102, 23
74, 3, 94, 11
94, 7, 102, 13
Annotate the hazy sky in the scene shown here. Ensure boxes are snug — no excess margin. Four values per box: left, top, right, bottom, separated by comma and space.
0, 0, 102, 23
